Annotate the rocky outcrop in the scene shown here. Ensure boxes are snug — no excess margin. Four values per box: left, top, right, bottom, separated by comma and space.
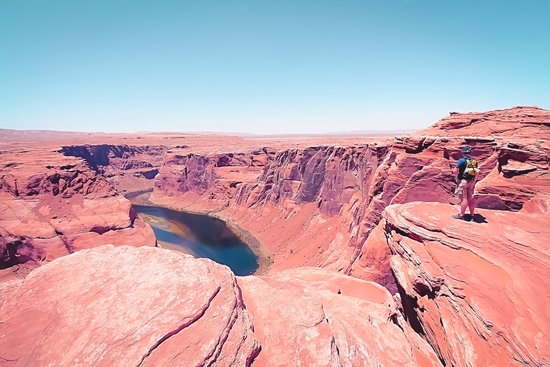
0, 245, 442, 366
155, 153, 217, 196
0, 245, 259, 367
0, 147, 155, 269
381, 202, 550, 366
60, 144, 167, 172
238, 267, 442, 366
0, 160, 114, 199
474, 140, 550, 211
1, 107, 550, 366
60, 144, 168, 191
153, 149, 276, 209
417, 106, 550, 138
0, 192, 155, 268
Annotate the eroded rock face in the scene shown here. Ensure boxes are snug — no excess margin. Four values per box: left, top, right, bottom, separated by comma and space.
60, 144, 167, 191
417, 106, 550, 138
152, 110, 550, 278
0, 108, 550, 366
0, 245, 260, 367
381, 202, 550, 366
0, 147, 155, 268
5, 107, 546, 279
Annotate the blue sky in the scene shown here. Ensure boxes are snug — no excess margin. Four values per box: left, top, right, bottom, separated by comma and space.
1, 1, 548, 134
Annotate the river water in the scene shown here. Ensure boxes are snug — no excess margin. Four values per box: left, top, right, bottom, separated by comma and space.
132, 204, 259, 276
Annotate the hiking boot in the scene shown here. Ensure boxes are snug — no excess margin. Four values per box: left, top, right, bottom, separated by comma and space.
451, 214, 464, 220
463, 213, 472, 221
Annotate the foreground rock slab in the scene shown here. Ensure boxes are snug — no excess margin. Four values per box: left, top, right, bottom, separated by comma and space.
238, 267, 442, 367
383, 202, 550, 367
0, 245, 443, 367
0, 245, 259, 367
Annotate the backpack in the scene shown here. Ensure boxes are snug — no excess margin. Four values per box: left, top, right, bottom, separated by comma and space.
463, 158, 479, 177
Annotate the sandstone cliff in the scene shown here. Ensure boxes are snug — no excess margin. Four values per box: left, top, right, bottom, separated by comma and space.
150, 106, 550, 278
0, 145, 155, 269
382, 202, 550, 366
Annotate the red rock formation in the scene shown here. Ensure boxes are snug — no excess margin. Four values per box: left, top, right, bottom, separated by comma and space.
0, 245, 442, 366
60, 144, 167, 190
381, 202, 550, 366
1, 106, 549, 366
151, 146, 368, 272
417, 106, 550, 138
0, 245, 259, 366
238, 267, 442, 366
151, 106, 550, 278
0, 146, 155, 268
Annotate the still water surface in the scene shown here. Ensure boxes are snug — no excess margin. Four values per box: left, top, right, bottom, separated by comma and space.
132, 205, 259, 276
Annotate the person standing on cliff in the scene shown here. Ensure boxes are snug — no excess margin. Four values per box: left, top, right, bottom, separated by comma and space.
452, 145, 479, 220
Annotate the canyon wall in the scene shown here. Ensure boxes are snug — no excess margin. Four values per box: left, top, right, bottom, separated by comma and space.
1, 106, 549, 366
60, 144, 167, 190
0, 144, 156, 270
151, 107, 550, 281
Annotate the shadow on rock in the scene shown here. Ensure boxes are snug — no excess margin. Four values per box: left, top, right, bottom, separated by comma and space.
472, 213, 488, 223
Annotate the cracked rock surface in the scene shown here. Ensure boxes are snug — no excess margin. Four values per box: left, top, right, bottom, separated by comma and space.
0, 245, 443, 367
238, 267, 442, 367
383, 202, 550, 367
0, 245, 259, 367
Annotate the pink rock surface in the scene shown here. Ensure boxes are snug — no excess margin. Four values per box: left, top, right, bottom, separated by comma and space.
382, 202, 550, 366
0, 144, 156, 267
2, 107, 550, 366
520, 193, 550, 215
0, 245, 259, 367
0, 245, 446, 367
349, 217, 396, 293
238, 267, 441, 366
417, 106, 550, 138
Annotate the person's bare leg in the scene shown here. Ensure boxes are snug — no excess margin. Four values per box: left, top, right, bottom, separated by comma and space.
468, 199, 476, 216
467, 181, 476, 216
460, 198, 468, 216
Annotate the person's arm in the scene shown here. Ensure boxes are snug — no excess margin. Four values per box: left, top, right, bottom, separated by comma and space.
453, 158, 464, 176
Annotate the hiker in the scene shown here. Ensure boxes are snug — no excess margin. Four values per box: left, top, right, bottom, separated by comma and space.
452, 145, 479, 220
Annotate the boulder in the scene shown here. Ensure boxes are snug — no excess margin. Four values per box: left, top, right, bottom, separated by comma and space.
0, 245, 260, 367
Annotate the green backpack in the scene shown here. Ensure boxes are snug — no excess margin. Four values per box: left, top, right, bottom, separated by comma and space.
464, 158, 479, 177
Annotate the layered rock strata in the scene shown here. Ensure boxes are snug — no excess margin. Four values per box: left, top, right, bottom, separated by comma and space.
0, 246, 260, 367
238, 267, 442, 366
381, 202, 550, 366
60, 144, 167, 191
0, 147, 155, 269
0, 106, 549, 366
151, 107, 550, 277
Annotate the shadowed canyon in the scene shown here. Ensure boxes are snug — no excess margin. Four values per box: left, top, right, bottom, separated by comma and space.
1, 106, 550, 366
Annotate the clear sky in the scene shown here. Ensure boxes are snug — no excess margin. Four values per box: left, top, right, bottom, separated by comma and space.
1, 1, 549, 134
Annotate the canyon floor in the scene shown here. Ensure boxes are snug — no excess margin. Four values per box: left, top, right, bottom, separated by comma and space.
1, 106, 550, 366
